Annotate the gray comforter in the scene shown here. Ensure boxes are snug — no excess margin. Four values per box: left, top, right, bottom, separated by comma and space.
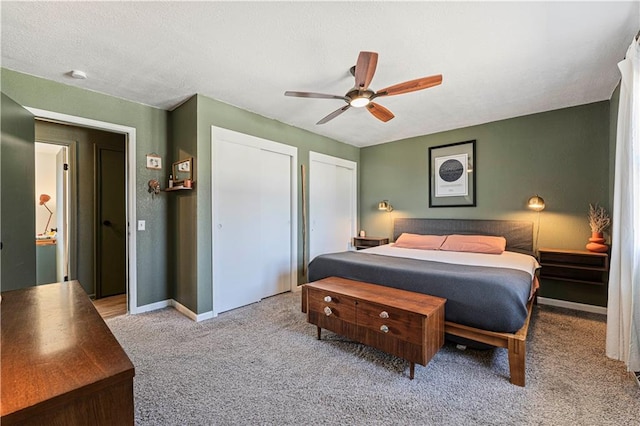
308, 251, 533, 333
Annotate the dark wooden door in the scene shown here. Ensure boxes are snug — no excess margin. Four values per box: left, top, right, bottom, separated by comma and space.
1, 93, 36, 291
96, 147, 126, 298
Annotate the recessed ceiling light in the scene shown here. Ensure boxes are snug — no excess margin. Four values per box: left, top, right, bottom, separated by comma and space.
70, 70, 87, 79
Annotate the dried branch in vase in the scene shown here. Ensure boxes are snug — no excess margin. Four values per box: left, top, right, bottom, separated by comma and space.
588, 203, 611, 233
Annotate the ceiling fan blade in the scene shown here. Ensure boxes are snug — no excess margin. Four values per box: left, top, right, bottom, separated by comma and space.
317, 105, 351, 125
366, 102, 394, 122
375, 74, 443, 97
354, 51, 378, 89
285, 91, 347, 101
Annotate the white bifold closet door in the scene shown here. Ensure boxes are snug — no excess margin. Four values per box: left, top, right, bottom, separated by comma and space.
309, 152, 357, 262
212, 127, 296, 315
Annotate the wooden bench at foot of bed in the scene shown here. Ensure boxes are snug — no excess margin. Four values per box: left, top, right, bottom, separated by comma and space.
445, 293, 535, 387
301, 282, 535, 387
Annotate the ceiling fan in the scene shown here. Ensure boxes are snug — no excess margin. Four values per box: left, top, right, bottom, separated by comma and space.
284, 51, 442, 125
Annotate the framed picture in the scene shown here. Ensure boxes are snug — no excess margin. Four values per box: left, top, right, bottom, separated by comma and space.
428, 140, 476, 207
146, 154, 162, 170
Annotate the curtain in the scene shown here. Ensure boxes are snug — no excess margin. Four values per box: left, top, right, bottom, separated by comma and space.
606, 36, 640, 372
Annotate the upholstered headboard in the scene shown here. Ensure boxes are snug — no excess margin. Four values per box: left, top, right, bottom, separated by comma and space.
393, 218, 534, 254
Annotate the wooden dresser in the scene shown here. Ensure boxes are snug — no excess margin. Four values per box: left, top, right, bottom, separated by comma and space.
1, 281, 135, 425
302, 277, 446, 379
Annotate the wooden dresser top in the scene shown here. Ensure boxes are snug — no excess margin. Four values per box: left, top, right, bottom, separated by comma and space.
1, 281, 134, 418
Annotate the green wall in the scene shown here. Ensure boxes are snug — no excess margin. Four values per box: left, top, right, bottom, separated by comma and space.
168, 95, 198, 311
1, 92, 36, 290
1, 68, 356, 313
1, 68, 170, 306
360, 101, 611, 306
170, 94, 359, 314
360, 102, 611, 247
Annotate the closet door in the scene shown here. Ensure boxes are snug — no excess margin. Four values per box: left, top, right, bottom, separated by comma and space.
212, 127, 297, 315
214, 140, 263, 313
309, 152, 357, 262
259, 149, 292, 298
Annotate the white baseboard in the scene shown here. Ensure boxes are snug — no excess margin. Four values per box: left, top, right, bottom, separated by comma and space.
172, 299, 214, 322
537, 297, 607, 315
133, 298, 213, 322
133, 299, 172, 314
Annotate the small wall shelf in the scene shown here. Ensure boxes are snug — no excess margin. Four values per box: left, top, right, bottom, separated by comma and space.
538, 248, 609, 285
164, 186, 193, 192
353, 236, 389, 250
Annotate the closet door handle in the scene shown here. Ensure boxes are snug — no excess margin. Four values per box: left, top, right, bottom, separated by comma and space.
103, 220, 112, 227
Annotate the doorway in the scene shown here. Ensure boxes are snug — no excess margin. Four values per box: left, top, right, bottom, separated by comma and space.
34, 119, 127, 303
96, 146, 126, 298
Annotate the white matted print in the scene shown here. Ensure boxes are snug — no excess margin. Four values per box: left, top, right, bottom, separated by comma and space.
428, 140, 476, 207
435, 153, 468, 197
146, 154, 162, 170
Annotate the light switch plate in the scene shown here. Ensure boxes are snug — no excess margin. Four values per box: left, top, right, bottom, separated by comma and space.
137, 220, 145, 231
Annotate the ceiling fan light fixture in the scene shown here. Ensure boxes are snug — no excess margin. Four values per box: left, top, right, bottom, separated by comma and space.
349, 96, 370, 108
284, 51, 442, 124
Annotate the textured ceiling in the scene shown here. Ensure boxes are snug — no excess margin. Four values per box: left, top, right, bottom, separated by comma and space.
2, 2, 638, 147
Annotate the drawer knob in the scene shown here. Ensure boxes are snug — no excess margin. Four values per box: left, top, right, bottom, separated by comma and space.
324, 296, 332, 303
379, 311, 389, 319
324, 306, 332, 316
380, 324, 389, 333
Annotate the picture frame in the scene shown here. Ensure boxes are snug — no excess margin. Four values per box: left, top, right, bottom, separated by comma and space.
146, 154, 162, 170
428, 140, 476, 207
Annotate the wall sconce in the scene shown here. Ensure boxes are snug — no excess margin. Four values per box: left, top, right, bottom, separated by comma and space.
378, 200, 394, 240
527, 195, 545, 253
39, 194, 53, 234
527, 195, 545, 212
378, 200, 393, 212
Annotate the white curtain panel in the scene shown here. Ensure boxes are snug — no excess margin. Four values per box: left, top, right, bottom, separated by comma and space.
606, 36, 640, 372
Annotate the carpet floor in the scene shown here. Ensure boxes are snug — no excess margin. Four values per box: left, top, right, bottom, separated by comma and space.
106, 292, 639, 425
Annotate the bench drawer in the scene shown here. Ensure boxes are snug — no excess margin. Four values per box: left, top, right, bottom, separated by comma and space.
357, 301, 425, 345
307, 287, 356, 324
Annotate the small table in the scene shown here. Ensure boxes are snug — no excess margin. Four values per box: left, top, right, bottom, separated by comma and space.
302, 276, 446, 379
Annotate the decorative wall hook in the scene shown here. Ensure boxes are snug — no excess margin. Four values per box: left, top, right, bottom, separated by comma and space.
148, 179, 161, 197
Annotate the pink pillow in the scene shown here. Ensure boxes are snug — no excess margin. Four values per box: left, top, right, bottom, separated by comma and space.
439, 234, 506, 254
393, 233, 447, 250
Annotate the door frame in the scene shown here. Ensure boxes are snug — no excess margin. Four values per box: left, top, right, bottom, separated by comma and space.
26, 107, 138, 314
210, 126, 298, 317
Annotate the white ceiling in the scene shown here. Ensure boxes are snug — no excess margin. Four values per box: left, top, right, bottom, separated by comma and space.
2, 2, 638, 147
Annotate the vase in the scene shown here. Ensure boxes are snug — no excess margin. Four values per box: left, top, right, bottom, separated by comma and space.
586, 232, 608, 252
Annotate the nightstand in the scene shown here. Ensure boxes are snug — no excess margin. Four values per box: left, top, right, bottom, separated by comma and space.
538, 248, 609, 285
352, 236, 389, 250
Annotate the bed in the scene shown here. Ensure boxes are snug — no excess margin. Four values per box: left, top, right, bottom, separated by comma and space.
306, 218, 539, 386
